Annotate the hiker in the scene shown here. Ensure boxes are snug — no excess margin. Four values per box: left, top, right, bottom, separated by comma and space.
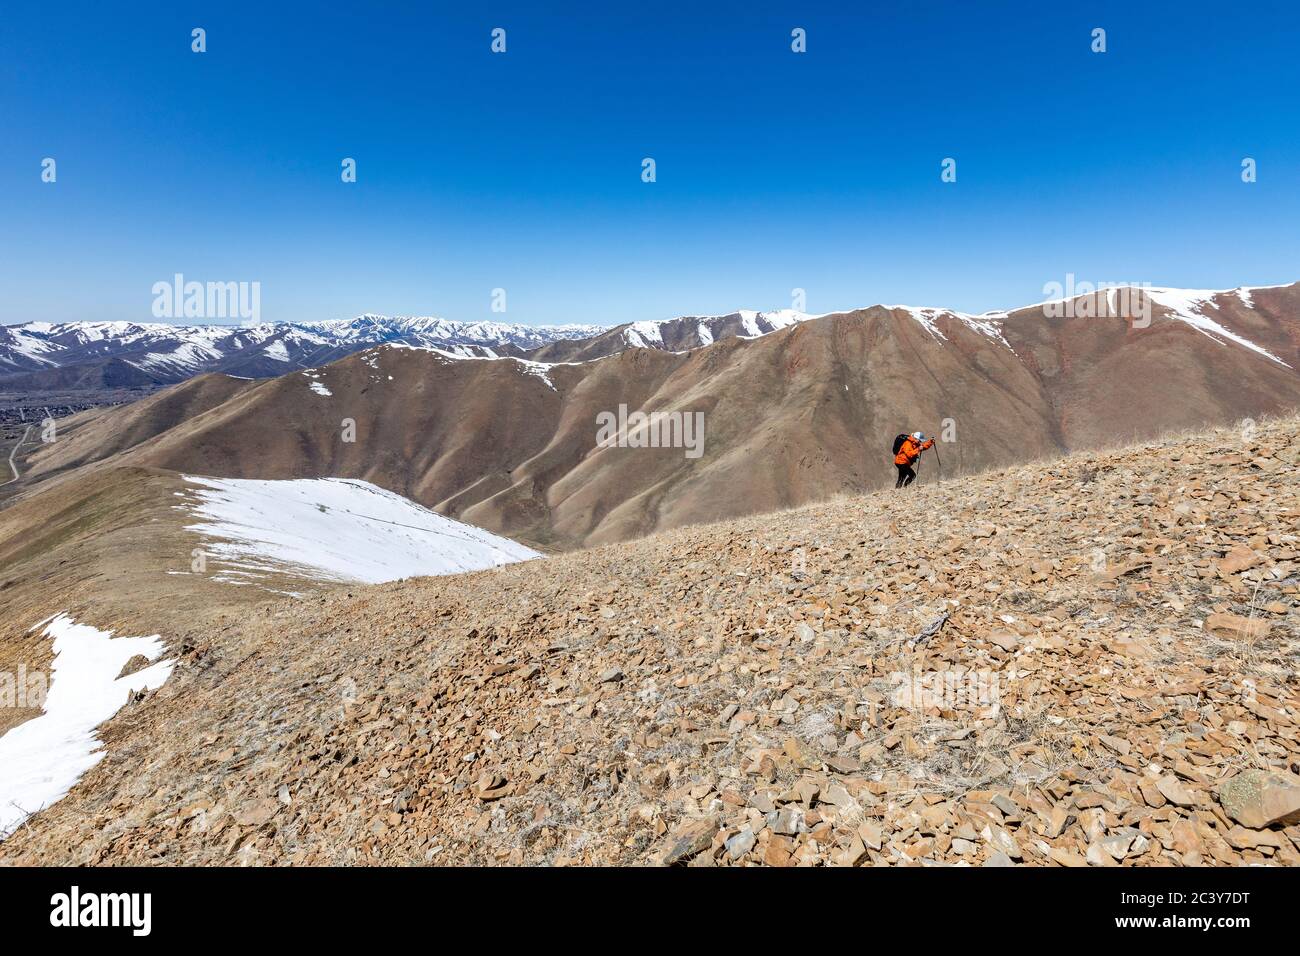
893, 431, 934, 488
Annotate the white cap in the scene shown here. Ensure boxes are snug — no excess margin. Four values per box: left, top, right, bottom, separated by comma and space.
912, 431, 924, 440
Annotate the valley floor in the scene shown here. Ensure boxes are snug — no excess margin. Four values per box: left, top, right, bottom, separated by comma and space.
0, 418, 1297, 865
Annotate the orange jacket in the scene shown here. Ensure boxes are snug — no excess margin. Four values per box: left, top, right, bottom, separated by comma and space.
894, 436, 934, 466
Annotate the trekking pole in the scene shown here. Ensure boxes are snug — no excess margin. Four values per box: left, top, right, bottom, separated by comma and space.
930, 431, 943, 484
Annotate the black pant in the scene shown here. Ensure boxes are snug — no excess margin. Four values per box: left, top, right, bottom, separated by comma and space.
896, 463, 916, 488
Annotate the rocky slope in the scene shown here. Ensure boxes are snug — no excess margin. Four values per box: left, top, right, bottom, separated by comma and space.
1, 415, 1296, 865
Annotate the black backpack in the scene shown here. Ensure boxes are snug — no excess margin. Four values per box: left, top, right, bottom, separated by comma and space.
892, 433, 909, 456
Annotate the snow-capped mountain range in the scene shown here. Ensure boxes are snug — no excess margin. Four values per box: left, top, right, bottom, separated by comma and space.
0, 315, 608, 389
3, 284, 1296, 391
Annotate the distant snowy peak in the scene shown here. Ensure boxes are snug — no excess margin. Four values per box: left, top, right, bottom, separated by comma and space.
879, 284, 1296, 366
379, 342, 564, 390
737, 309, 810, 333
619, 309, 816, 351
299, 315, 606, 350
0, 316, 608, 382
598, 284, 1293, 374
879, 305, 1011, 346
1143, 288, 1291, 367
3, 283, 1294, 387
975, 283, 1296, 321
132, 340, 226, 375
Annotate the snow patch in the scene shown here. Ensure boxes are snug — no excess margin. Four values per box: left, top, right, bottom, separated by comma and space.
382, 344, 557, 390
301, 370, 333, 396
887, 305, 1011, 348
737, 312, 763, 337
623, 310, 814, 351
624, 321, 666, 348
182, 476, 541, 585
131, 340, 224, 374
890, 306, 949, 341
1146, 289, 1291, 367
755, 309, 812, 330
0, 614, 173, 839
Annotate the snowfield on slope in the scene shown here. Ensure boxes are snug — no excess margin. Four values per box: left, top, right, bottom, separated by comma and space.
1144, 288, 1292, 367
382, 343, 561, 389
885, 305, 1012, 347
182, 476, 541, 584
0, 614, 174, 840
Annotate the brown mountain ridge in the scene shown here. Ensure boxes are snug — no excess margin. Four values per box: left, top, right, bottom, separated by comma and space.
8, 284, 1300, 550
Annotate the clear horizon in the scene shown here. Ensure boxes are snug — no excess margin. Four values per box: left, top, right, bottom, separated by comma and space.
3, 1, 1298, 327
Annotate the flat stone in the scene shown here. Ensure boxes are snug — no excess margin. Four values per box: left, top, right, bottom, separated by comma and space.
1217, 546, 1261, 574
660, 815, 720, 865
1049, 847, 1089, 867
725, 827, 756, 860
1223, 826, 1288, 851
783, 737, 821, 771
987, 632, 1019, 652
825, 754, 861, 774
1155, 775, 1196, 808
233, 799, 279, 828
1216, 770, 1300, 829
769, 807, 806, 836
1205, 612, 1270, 641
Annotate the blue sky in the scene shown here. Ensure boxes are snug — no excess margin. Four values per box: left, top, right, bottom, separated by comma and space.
2, 1, 1298, 327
